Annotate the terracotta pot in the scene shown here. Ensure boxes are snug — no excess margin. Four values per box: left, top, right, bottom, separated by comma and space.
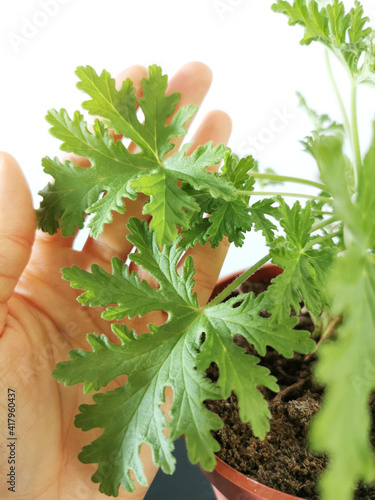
209, 264, 283, 302
203, 264, 304, 500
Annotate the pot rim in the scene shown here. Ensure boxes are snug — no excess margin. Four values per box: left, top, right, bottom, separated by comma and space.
212, 455, 303, 500
210, 263, 283, 302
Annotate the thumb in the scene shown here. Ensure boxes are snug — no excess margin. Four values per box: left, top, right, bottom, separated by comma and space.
0, 153, 36, 308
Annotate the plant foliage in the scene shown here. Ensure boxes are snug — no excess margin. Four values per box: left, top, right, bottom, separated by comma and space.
36, 1, 375, 498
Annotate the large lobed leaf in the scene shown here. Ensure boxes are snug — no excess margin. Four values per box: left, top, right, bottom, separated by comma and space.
54, 218, 314, 496
37, 65, 235, 245
37, 113, 155, 237
310, 250, 375, 500
306, 122, 375, 499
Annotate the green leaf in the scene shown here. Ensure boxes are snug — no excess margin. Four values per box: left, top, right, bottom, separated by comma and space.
266, 199, 334, 321
249, 198, 279, 243
164, 143, 234, 199
305, 121, 375, 498
137, 147, 246, 248
272, 0, 375, 85
52, 328, 135, 394
358, 122, 375, 249
349, 0, 372, 44
326, 0, 350, 46
311, 134, 359, 241
138, 65, 196, 159
310, 250, 375, 500
179, 155, 279, 249
131, 169, 199, 246
279, 197, 314, 248
37, 156, 103, 236
180, 219, 211, 249
311, 122, 375, 252
62, 258, 179, 321
196, 322, 278, 438
272, 0, 329, 45
37, 110, 158, 237
205, 293, 315, 358
64, 218, 199, 319
75, 66, 147, 154
131, 142, 236, 245
74, 330, 222, 495
203, 154, 256, 247
221, 153, 256, 193
76, 65, 197, 161
56, 219, 314, 496
179, 196, 279, 250
126, 217, 194, 295
37, 66, 236, 245
297, 91, 344, 136
207, 200, 252, 248
179, 194, 254, 250
180, 154, 260, 249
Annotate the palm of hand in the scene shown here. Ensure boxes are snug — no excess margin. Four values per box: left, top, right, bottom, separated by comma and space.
0, 62, 231, 500
0, 235, 138, 500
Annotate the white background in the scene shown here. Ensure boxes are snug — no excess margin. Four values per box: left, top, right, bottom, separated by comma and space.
1, 0, 374, 276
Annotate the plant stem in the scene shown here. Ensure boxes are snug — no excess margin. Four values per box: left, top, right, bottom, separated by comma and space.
305, 316, 342, 360
310, 216, 338, 232
304, 231, 341, 250
249, 173, 327, 191
351, 79, 362, 176
312, 210, 334, 216
325, 50, 352, 141
207, 253, 271, 308
207, 217, 339, 307
238, 191, 332, 204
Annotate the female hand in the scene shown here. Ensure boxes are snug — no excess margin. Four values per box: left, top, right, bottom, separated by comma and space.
0, 62, 231, 500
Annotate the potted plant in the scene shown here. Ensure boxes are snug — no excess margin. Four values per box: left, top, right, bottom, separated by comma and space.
36, 1, 375, 498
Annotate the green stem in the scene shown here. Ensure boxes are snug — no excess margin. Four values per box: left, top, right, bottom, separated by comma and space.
304, 231, 341, 250
312, 210, 334, 216
249, 173, 327, 191
325, 50, 352, 141
207, 253, 271, 308
207, 216, 339, 307
310, 216, 338, 232
351, 79, 362, 176
238, 191, 332, 204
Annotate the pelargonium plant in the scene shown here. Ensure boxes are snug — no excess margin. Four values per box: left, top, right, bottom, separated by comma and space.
37, 1, 375, 498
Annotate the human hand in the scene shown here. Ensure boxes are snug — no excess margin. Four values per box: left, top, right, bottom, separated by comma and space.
0, 62, 231, 499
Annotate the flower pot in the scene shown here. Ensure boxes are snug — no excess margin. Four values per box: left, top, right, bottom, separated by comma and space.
205, 456, 303, 500
209, 264, 283, 302
204, 264, 304, 500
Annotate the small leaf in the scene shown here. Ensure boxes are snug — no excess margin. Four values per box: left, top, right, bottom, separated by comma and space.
266, 199, 335, 321
272, 0, 375, 85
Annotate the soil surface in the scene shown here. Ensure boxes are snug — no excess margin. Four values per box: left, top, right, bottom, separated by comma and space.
205, 279, 375, 499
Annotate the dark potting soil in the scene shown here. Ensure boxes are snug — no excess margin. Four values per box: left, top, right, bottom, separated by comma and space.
204, 279, 375, 499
